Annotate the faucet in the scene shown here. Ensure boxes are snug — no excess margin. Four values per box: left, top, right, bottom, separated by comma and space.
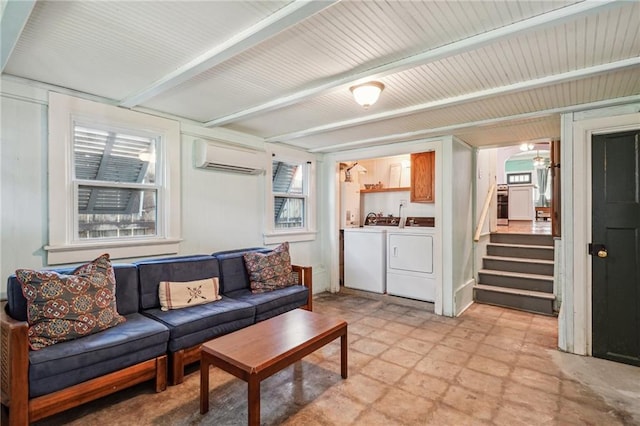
398, 200, 406, 228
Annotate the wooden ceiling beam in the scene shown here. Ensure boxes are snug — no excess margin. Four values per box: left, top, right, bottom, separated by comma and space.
1, 0, 36, 73
308, 95, 640, 153
269, 58, 640, 142
205, 0, 620, 127
119, 0, 337, 108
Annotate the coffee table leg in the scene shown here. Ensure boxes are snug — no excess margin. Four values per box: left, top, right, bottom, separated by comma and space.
248, 376, 260, 426
200, 358, 209, 414
341, 330, 348, 379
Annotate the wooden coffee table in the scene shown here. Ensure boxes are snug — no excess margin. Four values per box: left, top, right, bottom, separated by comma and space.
200, 309, 347, 425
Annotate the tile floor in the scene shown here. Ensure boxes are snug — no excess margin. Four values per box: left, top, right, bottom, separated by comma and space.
32, 291, 639, 425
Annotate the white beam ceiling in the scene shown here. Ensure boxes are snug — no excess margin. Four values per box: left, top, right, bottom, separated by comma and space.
204, 0, 621, 128
269, 57, 640, 142
309, 95, 640, 153
119, 0, 337, 108
0, 0, 36, 73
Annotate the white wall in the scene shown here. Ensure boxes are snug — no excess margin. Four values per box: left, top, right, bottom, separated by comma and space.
0, 78, 328, 298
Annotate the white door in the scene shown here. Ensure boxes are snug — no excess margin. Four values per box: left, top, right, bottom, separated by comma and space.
388, 234, 433, 273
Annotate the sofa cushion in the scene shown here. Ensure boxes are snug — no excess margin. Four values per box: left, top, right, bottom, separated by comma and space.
28, 312, 169, 398
244, 242, 296, 293
6, 263, 139, 322
225, 285, 309, 322
135, 255, 219, 310
213, 248, 271, 294
142, 297, 255, 352
159, 277, 222, 311
16, 254, 126, 350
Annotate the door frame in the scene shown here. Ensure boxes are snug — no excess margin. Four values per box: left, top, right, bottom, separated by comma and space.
564, 110, 640, 356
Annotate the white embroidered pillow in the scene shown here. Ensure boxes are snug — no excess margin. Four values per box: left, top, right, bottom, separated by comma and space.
158, 277, 221, 311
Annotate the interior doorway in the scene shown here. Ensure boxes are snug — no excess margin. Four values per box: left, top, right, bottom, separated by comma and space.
494, 140, 556, 237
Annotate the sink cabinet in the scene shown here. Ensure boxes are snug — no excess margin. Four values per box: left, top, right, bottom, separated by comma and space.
410, 151, 435, 203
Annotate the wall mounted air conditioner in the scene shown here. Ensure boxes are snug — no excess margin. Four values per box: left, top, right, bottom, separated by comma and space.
193, 139, 266, 175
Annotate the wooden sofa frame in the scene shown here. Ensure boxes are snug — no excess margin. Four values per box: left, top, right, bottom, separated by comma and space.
0, 302, 168, 426
168, 264, 313, 385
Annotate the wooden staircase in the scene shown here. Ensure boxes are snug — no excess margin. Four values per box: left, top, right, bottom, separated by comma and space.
474, 233, 556, 315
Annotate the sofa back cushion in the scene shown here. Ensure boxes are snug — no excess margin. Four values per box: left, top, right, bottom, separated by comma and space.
135, 255, 219, 310
213, 248, 271, 294
6, 263, 139, 322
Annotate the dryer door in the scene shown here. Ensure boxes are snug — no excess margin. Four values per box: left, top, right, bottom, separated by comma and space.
388, 233, 433, 274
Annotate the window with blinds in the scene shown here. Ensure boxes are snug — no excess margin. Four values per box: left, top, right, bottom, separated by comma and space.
73, 123, 160, 240
272, 160, 305, 229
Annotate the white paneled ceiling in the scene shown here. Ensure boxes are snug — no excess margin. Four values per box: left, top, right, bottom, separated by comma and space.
2, 0, 638, 152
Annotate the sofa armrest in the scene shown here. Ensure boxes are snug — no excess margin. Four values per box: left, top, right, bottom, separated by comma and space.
1, 301, 30, 424
292, 265, 313, 311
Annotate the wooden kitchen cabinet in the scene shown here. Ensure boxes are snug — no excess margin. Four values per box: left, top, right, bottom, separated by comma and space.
410, 151, 435, 203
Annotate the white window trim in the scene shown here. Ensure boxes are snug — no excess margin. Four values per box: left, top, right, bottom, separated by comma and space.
264, 144, 317, 245
46, 92, 181, 264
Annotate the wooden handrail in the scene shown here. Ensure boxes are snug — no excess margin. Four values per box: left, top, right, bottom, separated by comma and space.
474, 183, 496, 242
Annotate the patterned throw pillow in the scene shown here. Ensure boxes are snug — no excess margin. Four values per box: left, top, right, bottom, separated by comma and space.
15, 253, 126, 350
158, 277, 222, 311
244, 242, 296, 293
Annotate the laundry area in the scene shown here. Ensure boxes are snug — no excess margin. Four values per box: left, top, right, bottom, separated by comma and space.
339, 153, 437, 303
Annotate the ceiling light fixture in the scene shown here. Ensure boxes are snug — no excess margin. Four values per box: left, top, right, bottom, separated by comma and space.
350, 81, 385, 109
532, 151, 546, 168
520, 142, 534, 151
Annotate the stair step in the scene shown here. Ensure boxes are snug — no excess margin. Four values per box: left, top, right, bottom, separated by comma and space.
478, 269, 553, 293
483, 255, 554, 276
474, 284, 555, 316
490, 233, 554, 247
487, 243, 554, 260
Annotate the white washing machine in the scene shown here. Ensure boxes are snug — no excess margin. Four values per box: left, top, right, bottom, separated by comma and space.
343, 227, 386, 293
386, 220, 436, 302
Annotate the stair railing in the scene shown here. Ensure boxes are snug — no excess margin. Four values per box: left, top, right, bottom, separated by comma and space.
474, 183, 496, 242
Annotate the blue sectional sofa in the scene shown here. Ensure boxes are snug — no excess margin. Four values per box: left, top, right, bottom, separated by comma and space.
0, 248, 312, 425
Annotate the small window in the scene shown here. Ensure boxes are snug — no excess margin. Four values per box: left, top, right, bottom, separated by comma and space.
273, 161, 305, 229
73, 124, 161, 240
264, 145, 316, 244
507, 172, 532, 184
47, 93, 181, 264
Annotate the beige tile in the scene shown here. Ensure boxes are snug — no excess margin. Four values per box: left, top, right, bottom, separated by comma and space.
503, 382, 560, 413
358, 316, 388, 329
422, 320, 456, 335
475, 343, 518, 364
367, 328, 404, 344
482, 333, 524, 352
360, 358, 409, 385
516, 354, 562, 376
510, 366, 561, 394
333, 373, 387, 405
380, 346, 423, 368
493, 401, 556, 426
397, 370, 449, 400
425, 404, 491, 426
374, 388, 434, 424
307, 389, 367, 425
354, 409, 406, 426
344, 348, 373, 372
442, 385, 499, 421
414, 357, 463, 381
410, 327, 446, 343
394, 315, 427, 327
349, 322, 377, 337
440, 334, 480, 353
382, 321, 415, 335
467, 354, 511, 377
490, 325, 527, 340
449, 325, 487, 342
350, 338, 390, 357
428, 344, 471, 366
524, 331, 558, 348
456, 367, 504, 396
395, 336, 434, 354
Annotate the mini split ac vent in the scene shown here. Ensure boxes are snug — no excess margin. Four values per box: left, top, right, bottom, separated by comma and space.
193, 139, 266, 175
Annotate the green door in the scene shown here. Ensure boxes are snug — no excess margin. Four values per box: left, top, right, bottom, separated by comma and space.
591, 130, 640, 366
